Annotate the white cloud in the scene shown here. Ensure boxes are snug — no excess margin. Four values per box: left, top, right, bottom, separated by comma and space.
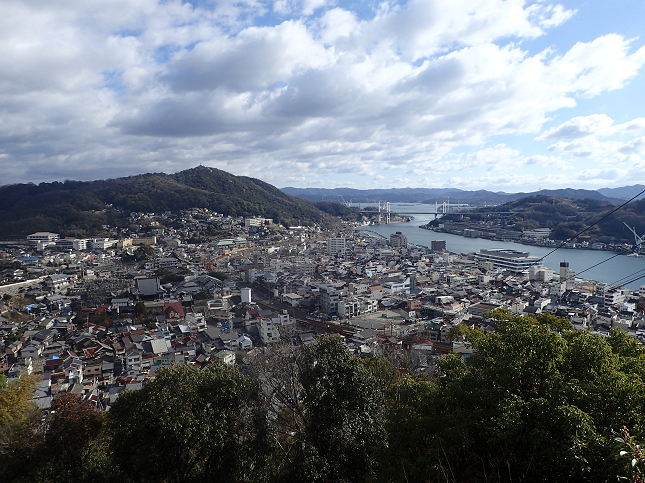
0, 0, 644, 190
524, 155, 573, 169
536, 114, 614, 141
618, 136, 645, 156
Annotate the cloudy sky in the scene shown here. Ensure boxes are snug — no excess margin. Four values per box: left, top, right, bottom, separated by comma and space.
2, 0, 645, 192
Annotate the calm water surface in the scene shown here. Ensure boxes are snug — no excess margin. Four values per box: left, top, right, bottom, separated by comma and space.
355, 203, 645, 290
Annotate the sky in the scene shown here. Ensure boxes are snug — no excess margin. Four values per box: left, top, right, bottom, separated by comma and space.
2, 0, 645, 192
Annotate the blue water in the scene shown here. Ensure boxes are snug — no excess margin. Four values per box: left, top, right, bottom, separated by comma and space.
356, 203, 645, 290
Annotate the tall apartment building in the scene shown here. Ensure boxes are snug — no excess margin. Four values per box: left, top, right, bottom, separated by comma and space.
327, 237, 346, 257
560, 262, 575, 290
431, 240, 446, 252
390, 231, 408, 248
319, 285, 339, 315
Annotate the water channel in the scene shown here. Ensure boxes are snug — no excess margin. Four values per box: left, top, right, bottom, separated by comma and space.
354, 203, 645, 290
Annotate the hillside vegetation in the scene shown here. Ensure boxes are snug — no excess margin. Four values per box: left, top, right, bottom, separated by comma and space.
4, 315, 645, 482
440, 195, 645, 243
0, 167, 332, 237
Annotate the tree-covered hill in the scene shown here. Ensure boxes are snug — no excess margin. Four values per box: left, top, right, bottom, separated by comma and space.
439, 195, 645, 243
0, 166, 333, 237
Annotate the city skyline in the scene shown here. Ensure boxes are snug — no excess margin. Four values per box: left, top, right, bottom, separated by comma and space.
2, 0, 645, 192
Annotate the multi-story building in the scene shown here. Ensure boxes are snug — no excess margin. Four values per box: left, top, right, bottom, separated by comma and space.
338, 298, 360, 317
327, 237, 346, 257
258, 317, 280, 344
560, 262, 575, 290
245, 218, 273, 228
604, 287, 626, 306
383, 277, 411, 294
474, 249, 540, 273
390, 231, 408, 248
320, 285, 339, 315
27, 232, 60, 244
431, 240, 446, 252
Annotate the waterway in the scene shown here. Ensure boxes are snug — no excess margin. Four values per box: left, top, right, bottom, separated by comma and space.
354, 203, 645, 290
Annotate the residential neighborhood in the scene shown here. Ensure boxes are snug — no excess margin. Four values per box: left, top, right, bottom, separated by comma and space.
3, 207, 645, 416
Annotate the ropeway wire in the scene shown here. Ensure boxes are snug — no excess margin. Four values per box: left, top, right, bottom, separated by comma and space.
530, 188, 645, 291
609, 268, 645, 290
535, 187, 645, 264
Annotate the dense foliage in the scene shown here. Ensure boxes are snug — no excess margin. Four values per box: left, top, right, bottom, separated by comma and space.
3, 323, 645, 483
0, 166, 332, 236
382, 310, 645, 482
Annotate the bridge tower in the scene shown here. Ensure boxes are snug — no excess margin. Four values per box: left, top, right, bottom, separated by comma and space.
386, 202, 391, 224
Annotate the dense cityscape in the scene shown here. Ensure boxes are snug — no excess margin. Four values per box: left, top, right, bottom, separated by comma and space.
3, 0, 645, 481
3, 200, 645, 481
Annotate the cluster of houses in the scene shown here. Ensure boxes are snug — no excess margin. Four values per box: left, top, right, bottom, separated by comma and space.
2, 209, 645, 411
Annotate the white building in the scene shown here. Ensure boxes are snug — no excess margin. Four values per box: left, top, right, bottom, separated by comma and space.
383, 277, 411, 294
604, 287, 626, 306
248, 269, 276, 284
258, 317, 281, 344
245, 218, 273, 227
338, 299, 360, 317
27, 232, 60, 244
474, 249, 540, 273
125, 350, 142, 371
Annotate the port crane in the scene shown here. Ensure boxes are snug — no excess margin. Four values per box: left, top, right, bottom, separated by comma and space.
624, 222, 645, 250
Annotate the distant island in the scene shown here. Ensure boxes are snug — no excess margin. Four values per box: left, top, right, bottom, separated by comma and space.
421, 195, 645, 249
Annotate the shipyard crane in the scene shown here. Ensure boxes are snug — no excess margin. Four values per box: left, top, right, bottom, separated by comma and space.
624, 222, 645, 250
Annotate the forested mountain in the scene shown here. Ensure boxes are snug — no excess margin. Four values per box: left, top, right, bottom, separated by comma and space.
0, 167, 330, 237
440, 195, 645, 243
598, 184, 645, 201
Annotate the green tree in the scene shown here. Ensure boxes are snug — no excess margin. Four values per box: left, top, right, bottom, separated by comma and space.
133, 301, 148, 319
34, 393, 106, 483
106, 363, 270, 483
193, 289, 210, 300
381, 311, 645, 483
287, 336, 386, 483
0, 374, 41, 482
209, 271, 230, 280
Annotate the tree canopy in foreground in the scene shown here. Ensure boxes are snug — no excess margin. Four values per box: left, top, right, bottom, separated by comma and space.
4, 318, 645, 483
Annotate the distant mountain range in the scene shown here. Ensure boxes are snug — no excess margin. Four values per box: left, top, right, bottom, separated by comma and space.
436, 194, 645, 244
597, 185, 645, 201
2, 165, 644, 239
281, 186, 644, 205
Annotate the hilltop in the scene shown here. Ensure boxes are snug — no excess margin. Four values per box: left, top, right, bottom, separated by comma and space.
0, 167, 333, 237
436, 195, 645, 244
